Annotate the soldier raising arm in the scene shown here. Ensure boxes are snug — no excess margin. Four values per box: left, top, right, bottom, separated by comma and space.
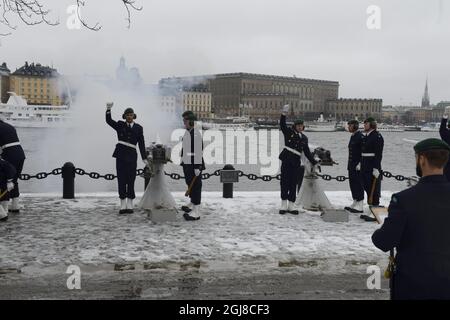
278, 105, 318, 215
105, 103, 147, 214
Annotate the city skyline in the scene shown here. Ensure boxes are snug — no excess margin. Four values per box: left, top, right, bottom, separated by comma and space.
0, 0, 448, 106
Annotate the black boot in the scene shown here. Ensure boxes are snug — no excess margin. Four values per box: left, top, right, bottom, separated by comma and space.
360, 214, 377, 222
181, 206, 192, 213
183, 213, 200, 221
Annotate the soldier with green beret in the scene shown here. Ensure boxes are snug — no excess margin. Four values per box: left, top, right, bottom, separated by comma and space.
361, 117, 384, 211
372, 138, 450, 299
344, 119, 365, 213
180, 110, 205, 221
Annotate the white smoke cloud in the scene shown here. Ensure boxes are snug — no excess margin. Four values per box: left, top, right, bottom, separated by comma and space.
22, 72, 178, 193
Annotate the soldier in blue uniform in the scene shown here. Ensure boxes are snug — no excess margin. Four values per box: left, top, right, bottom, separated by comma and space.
105, 103, 147, 214
372, 138, 450, 300
439, 106, 450, 181
0, 148, 16, 222
279, 105, 318, 215
180, 111, 205, 221
344, 120, 364, 213
0, 119, 26, 213
361, 117, 384, 208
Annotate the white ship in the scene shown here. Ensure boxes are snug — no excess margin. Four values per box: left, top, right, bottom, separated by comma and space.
421, 122, 440, 132
305, 114, 336, 132
0, 92, 71, 128
377, 124, 404, 132
202, 116, 256, 130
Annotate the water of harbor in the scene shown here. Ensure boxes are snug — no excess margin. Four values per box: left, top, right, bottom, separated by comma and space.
16, 127, 438, 194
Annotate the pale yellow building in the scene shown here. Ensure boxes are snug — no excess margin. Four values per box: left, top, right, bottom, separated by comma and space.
182, 88, 212, 120
9, 62, 62, 106
326, 98, 382, 122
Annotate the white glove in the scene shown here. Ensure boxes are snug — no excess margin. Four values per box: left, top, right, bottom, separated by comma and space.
106, 102, 114, 110
372, 168, 380, 179
356, 163, 361, 171
143, 159, 149, 167
407, 176, 419, 187
281, 104, 290, 115
7, 181, 14, 192
194, 169, 201, 176
443, 106, 450, 119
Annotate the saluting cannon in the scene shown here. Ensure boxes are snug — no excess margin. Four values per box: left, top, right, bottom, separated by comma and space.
296, 146, 349, 222
142, 143, 172, 185
139, 142, 177, 222
312, 147, 338, 167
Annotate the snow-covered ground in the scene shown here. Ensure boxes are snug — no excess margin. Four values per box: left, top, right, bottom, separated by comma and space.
0, 191, 392, 276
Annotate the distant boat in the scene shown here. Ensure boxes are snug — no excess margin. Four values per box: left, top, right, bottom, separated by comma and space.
202, 116, 255, 130
377, 124, 404, 132
404, 125, 422, 132
0, 92, 71, 128
421, 122, 440, 132
305, 113, 336, 132
254, 124, 279, 130
334, 121, 346, 131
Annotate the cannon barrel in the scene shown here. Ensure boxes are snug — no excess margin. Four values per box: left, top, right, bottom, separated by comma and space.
313, 147, 338, 166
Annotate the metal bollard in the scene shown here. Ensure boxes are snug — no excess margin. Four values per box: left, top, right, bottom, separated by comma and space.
222, 164, 236, 199
62, 162, 75, 199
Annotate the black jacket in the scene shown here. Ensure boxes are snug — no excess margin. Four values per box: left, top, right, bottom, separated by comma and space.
278, 115, 316, 166
439, 118, 450, 181
0, 158, 16, 193
361, 130, 384, 171
348, 131, 363, 171
372, 175, 450, 299
105, 110, 146, 161
0, 120, 26, 163
180, 128, 205, 170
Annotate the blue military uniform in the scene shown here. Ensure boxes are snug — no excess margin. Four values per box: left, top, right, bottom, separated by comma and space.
279, 114, 317, 203
106, 110, 146, 200
348, 131, 364, 202
372, 175, 450, 299
0, 120, 26, 200
0, 158, 16, 202
361, 130, 384, 205
439, 117, 450, 181
181, 127, 205, 206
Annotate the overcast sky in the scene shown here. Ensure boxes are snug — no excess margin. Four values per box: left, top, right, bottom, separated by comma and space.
1, 0, 448, 105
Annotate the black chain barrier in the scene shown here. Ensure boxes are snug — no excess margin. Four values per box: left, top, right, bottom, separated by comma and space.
19, 167, 413, 183
316, 170, 413, 183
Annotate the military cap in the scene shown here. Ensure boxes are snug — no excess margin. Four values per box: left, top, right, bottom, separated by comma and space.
122, 107, 136, 119
123, 107, 134, 115
364, 117, 376, 123
182, 111, 197, 121
294, 119, 304, 125
182, 110, 194, 117
414, 138, 450, 153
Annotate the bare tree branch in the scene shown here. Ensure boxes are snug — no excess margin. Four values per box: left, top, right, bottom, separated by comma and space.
0, 0, 142, 35
122, 0, 143, 29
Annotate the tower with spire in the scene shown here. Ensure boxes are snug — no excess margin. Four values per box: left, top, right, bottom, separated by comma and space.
421, 78, 430, 108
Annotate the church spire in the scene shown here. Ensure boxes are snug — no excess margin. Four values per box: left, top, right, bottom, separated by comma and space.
421, 78, 430, 107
